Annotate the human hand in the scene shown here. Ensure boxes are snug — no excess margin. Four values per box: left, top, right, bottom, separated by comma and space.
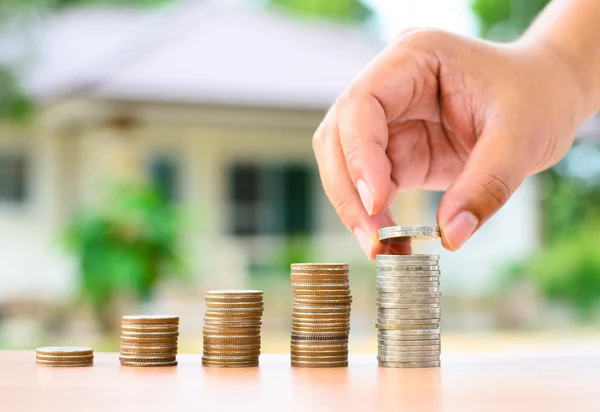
313, 29, 589, 259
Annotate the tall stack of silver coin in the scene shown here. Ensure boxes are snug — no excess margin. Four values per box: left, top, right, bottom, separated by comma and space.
376, 225, 441, 368
290, 263, 352, 368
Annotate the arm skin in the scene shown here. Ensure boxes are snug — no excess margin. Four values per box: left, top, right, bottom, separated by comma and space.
312, 0, 600, 259
524, 0, 600, 118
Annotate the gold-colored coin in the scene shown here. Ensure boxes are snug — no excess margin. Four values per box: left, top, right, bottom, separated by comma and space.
36, 358, 94, 366
35, 360, 94, 368
202, 360, 258, 368
202, 337, 261, 345
292, 288, 350, 295
203, 344, 261, 350
120, 337, 178, 345
290, 350, 348, 357
36, 346, 93, 356
290, 342, 348, 350
120, 360, 178, 367
205, 290, 262, 298
204, 310, 264, 318
36, 354, 94, 361
291, 263, 348, 269
121, 315, 179, 324
291, 354, 348, 361
205, 301, 264, 309
120, 331, 180, 338
119, 341, 178, 348
291, 360, 348, 368
121, 324, 179, 332
119, 355, 177, 362
290, 334, 348, 341
290, 275, 349, 283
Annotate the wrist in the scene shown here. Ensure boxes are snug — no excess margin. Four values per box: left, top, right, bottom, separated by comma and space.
518, 35, 598, 122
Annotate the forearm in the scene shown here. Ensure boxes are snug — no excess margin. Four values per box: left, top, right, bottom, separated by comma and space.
522, 0, 600, 118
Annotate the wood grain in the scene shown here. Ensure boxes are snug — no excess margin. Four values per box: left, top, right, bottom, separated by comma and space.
1, 351, 599, 411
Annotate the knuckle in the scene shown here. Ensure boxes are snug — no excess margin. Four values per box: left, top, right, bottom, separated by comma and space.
479, 173, 511, 207
335, 90, 355, 113
333, 195, 352, 223
344, 143, 363, 172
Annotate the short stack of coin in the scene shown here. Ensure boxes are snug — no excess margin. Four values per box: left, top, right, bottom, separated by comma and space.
290, 263, 351, 368
377, 225, 441, 368
36, 346, 94, 367
202, 290, 264, 368
120, 315, 179, 367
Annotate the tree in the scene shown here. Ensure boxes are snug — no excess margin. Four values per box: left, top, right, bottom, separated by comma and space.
264, 0, 372, 23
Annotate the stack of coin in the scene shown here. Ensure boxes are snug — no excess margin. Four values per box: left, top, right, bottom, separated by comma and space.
290, 263, 351, 368
36, 346, 94, 367
202, 290, 264, 368
120, 315, 179, 367
377, 225, 441, 368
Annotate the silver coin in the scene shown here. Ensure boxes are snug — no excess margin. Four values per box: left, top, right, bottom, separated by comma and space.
378, 307, 441, 315
377, 354, 439, 362
377, 276, 440, 283
377, 303, 440, 309
376, 270, 442, 278
378, 344, 440, 351
377, 295, 440, 301
378, 338, 440, 346
377, 288, 440, 295
378, 349, 440, 357
378, 225, 440, 234
377, 284, 440, 291
376, 254, 439, 262
376, 264, 440, 273
378, 329, 440, 337
377, 318, 439, 325
378, 226, 441, 242
378, 292, 440, 298
377, 279, 439, 285
378, 360, 440, 368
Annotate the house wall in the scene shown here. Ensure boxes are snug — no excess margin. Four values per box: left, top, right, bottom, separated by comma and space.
0, 99, 540, 304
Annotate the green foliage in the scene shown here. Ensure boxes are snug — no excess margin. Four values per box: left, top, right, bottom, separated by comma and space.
471, 0, 550, 40
510, 222, 600, 320
48, 0, 169, 7
265, 0, 372, 23
506, 142, 600, 320
64, 183, 187, 327
0, 66, 34, 121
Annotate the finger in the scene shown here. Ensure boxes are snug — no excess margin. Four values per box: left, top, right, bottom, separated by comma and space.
437, 126, 528, 251
313, 108, 403, 259
336, 93, 392, 216
335, 32, 442, 217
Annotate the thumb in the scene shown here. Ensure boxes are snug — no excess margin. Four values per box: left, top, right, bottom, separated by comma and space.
437, 128, 528, 251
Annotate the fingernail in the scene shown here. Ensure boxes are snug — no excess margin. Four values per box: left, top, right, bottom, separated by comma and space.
443, 211, 479, 250
353, 227, 372, 258
357, 179, 374, 215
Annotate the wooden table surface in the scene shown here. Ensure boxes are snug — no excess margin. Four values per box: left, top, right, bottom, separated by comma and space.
2, 351, 599, 412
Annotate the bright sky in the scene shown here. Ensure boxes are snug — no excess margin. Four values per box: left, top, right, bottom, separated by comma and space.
366, 0, 478, 40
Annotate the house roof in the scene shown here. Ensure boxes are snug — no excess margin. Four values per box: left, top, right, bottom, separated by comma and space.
6, 1, 383, 110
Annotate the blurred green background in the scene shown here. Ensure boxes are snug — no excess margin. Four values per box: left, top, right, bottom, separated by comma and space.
1, 0, 599, 354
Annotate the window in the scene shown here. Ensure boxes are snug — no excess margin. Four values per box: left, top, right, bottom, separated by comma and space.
0, 152, 29, 204
228, 163, 314, 236
148, 154, 180, 203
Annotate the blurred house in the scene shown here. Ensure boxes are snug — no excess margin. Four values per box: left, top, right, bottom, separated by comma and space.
0, 1, 540, 304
